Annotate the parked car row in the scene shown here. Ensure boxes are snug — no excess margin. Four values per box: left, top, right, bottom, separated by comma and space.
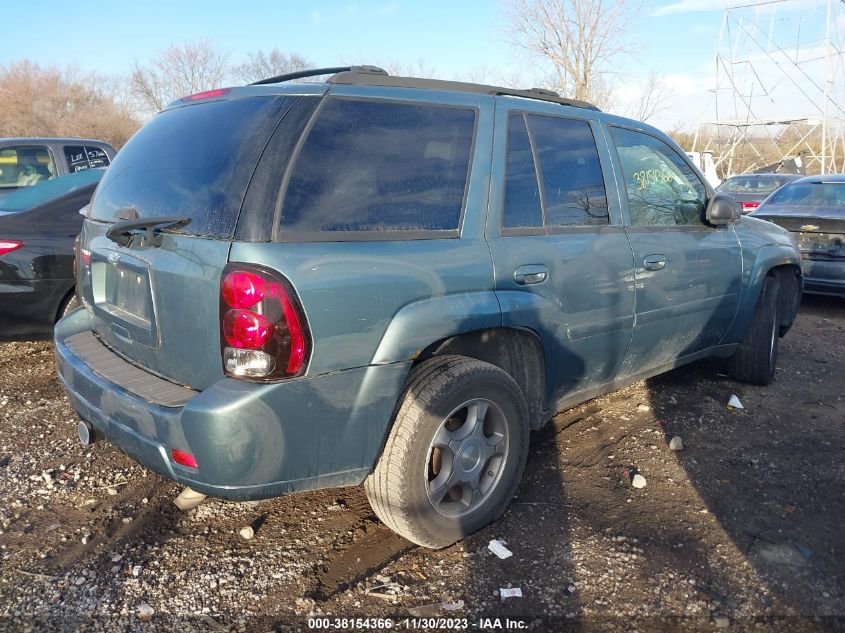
0, 168, 104, 339
0, 138, 115, 199
0, 137, 116, 340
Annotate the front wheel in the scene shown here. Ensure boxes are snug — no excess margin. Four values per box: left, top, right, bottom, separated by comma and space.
728, 276, 781, 385
364, 356, 529, 549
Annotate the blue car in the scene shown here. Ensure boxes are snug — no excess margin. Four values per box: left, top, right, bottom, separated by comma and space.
54, 67, 802, 548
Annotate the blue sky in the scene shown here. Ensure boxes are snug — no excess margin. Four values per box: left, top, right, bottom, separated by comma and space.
3, 0, 838, 129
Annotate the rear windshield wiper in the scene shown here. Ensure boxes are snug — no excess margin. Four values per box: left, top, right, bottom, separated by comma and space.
105, 215, 192, 248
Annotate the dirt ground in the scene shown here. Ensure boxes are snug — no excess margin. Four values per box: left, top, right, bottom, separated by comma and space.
0, 295, 842, 632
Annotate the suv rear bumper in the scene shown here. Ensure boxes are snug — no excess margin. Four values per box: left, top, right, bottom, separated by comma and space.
55, 309, 410, 500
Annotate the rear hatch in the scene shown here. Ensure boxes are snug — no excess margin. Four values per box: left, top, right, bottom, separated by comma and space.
752, 209, 845, 260
77, 91, 314, 390
753, 180, 845, 263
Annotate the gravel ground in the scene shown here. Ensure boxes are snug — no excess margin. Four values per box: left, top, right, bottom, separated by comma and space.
0, 295, 842, 632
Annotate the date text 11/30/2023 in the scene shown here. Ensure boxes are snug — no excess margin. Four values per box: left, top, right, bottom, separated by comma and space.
306, 616, 529, 630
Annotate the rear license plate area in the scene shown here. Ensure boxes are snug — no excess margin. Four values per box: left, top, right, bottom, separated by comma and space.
90, 252, 158, 347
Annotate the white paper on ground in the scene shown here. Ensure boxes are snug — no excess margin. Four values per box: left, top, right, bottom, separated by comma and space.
488, 539, 513, 559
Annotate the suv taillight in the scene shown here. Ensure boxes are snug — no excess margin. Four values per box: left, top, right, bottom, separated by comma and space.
220, 264, 310, 380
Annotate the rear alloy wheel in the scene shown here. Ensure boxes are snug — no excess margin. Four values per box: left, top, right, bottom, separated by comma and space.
426, 398, 510, 518
728, 275, 781, 385
59, 293, 80, 320
364, 356, 529, 549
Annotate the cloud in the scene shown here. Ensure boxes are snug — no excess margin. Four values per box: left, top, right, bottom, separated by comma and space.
653, 0, 827, 18
311, 9, 321, 21
375, 2, 399, 16
653, 0, 727, 17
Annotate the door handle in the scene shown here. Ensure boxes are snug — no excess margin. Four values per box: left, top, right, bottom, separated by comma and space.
514, 265, 548, 285
643, 254, 667, 271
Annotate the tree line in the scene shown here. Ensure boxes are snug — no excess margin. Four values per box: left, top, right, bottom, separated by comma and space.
0, 42, 314, 148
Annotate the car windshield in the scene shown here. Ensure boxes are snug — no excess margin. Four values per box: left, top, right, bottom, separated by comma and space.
765, 181, 845, 208
717, 176, 791, 194
0, 168, 104, 212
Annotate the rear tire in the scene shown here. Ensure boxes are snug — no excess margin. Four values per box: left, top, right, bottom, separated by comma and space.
58, 292, 80, 321
728, 276, 781, 385
364, 356, 529, 549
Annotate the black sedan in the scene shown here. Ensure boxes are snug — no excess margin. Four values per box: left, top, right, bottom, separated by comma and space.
751, 174, 845, 297
0, 169, 104, 340
716, 173, 802, 214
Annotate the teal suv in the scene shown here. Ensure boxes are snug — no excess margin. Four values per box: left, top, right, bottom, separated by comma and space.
55, 66, 802, 548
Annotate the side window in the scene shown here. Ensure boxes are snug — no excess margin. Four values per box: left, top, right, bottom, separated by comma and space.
502, 113, 543, 229
610, 127, 707, 227
64, 146, 111, 173
527, 115, 609, 227
280, 98, 476, 234
0, 145, 57, 189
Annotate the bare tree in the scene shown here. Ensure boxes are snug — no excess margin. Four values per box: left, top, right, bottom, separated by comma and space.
232, 49, 311, 84
503, 0, 641, 108
0, 60, 140, 147
631, 71, 673, 122
131, 40, 229, 114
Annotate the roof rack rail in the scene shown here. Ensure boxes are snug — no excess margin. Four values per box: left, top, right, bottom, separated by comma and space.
249, 65, 598, 110
326, 69, 599, 111
249, 65, 387, 86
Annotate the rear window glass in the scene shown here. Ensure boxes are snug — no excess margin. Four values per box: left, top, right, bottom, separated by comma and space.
280, 98, 475, 235
89, 96, 294, 238
765, 182, 845, 208
717, 176, 791, 194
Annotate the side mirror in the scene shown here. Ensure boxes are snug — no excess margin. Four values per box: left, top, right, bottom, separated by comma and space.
706, 193, 741, 225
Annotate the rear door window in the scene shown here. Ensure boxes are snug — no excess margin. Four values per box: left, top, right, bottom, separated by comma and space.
279, 98, 476, 237
528, 115, 609, 227
89, 96, 297, 238
65, 145, 111, 172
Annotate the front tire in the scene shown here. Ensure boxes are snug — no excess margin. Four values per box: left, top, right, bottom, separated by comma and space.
728, 276, 781, 385
364, 356, 529, 549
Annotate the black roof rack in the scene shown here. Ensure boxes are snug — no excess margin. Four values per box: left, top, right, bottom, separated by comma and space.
249, 65, 387, 86
327, 69, 599, 111
249, 65, 599, 111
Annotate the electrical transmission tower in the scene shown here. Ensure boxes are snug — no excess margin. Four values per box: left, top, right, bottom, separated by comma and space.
692, 0, 845, 177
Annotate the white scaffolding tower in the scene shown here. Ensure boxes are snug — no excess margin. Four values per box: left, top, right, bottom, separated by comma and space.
692, 0, 845, 177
